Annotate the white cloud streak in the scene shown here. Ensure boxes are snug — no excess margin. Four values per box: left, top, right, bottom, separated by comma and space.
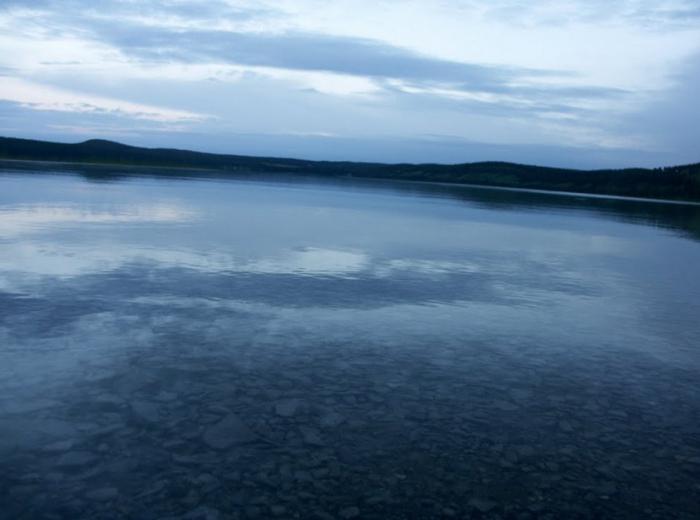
0, 77, 208, 123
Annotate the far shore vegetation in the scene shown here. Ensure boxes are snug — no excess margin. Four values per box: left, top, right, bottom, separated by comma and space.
1, 136, 699, 202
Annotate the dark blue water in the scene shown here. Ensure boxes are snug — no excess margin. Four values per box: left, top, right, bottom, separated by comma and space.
1, 164, 699, 519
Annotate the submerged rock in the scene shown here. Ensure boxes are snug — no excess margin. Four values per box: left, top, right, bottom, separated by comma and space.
300, 426, 325, 446
339, 506, 360, 519
131, 400, 160, 423
493, 400, 519, 412
56, 451, 98, 468
202, 414, 256, 450
469, 498, 497, 513
43, 439, 75, 453
270, 505, 286, 516
85, 487, 119, 501
178, 506, 222, 520
319, 412, 345, 428
275, 399, 303, 417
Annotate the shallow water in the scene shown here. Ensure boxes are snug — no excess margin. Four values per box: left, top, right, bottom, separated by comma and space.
1, 164, 699, 519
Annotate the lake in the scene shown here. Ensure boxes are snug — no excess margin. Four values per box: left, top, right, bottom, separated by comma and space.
1, 163, 699, 519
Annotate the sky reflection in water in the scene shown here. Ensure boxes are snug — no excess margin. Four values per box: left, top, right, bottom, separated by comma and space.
2, 170, 699, 388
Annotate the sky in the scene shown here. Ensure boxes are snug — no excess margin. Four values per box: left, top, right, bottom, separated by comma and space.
0, 0, 699, 169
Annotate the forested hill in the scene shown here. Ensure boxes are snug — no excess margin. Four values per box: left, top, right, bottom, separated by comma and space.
1, 136, 699, 202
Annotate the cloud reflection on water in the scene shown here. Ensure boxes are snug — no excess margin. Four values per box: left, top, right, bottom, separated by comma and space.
1, 172, 698, 368
0, 203, 196, 238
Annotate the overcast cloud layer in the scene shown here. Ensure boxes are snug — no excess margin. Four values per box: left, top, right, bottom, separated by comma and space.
0, 0, 699, 168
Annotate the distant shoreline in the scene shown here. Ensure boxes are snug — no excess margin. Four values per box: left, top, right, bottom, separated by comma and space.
3, 157, 699, 208
0, 157, 217, 172
1, 136, 699, 203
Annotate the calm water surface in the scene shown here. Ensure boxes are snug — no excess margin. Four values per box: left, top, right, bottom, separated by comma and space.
1, 165, 699, 519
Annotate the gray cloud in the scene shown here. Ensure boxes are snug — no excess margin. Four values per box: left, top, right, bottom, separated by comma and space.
498, 85, 628, 100
482, 0, 700, 28
629, 2, 700, 26
96, 25, 541, 89
0, 0, 266, 19
2, 0, 633, 109
611, 52, 700, 164
0, 0, 579, 91
80, 20, 629, 116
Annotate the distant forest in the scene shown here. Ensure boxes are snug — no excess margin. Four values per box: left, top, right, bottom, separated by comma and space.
1, 136, 699, 202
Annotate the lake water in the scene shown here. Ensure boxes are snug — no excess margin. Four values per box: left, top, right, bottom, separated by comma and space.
1, 163, 699, 519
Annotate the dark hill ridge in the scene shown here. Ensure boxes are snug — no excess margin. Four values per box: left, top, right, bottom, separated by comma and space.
1, 136, 699, 201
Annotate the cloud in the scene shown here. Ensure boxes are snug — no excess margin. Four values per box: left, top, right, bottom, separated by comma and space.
0, 77, 208, 123
481, 0, 700, 27
4, 0, 632, 126
0, 203, 196, 239
2, 0, 607, 97
611, 52, 700, 163
73, 18, 635, 124
0, 0, 267, 21
92, 23, 548, 88
380, 80, 623, 118
628, 1, 700, 26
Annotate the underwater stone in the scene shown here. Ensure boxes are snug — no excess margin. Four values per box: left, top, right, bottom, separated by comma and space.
202, 414, 256, 450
